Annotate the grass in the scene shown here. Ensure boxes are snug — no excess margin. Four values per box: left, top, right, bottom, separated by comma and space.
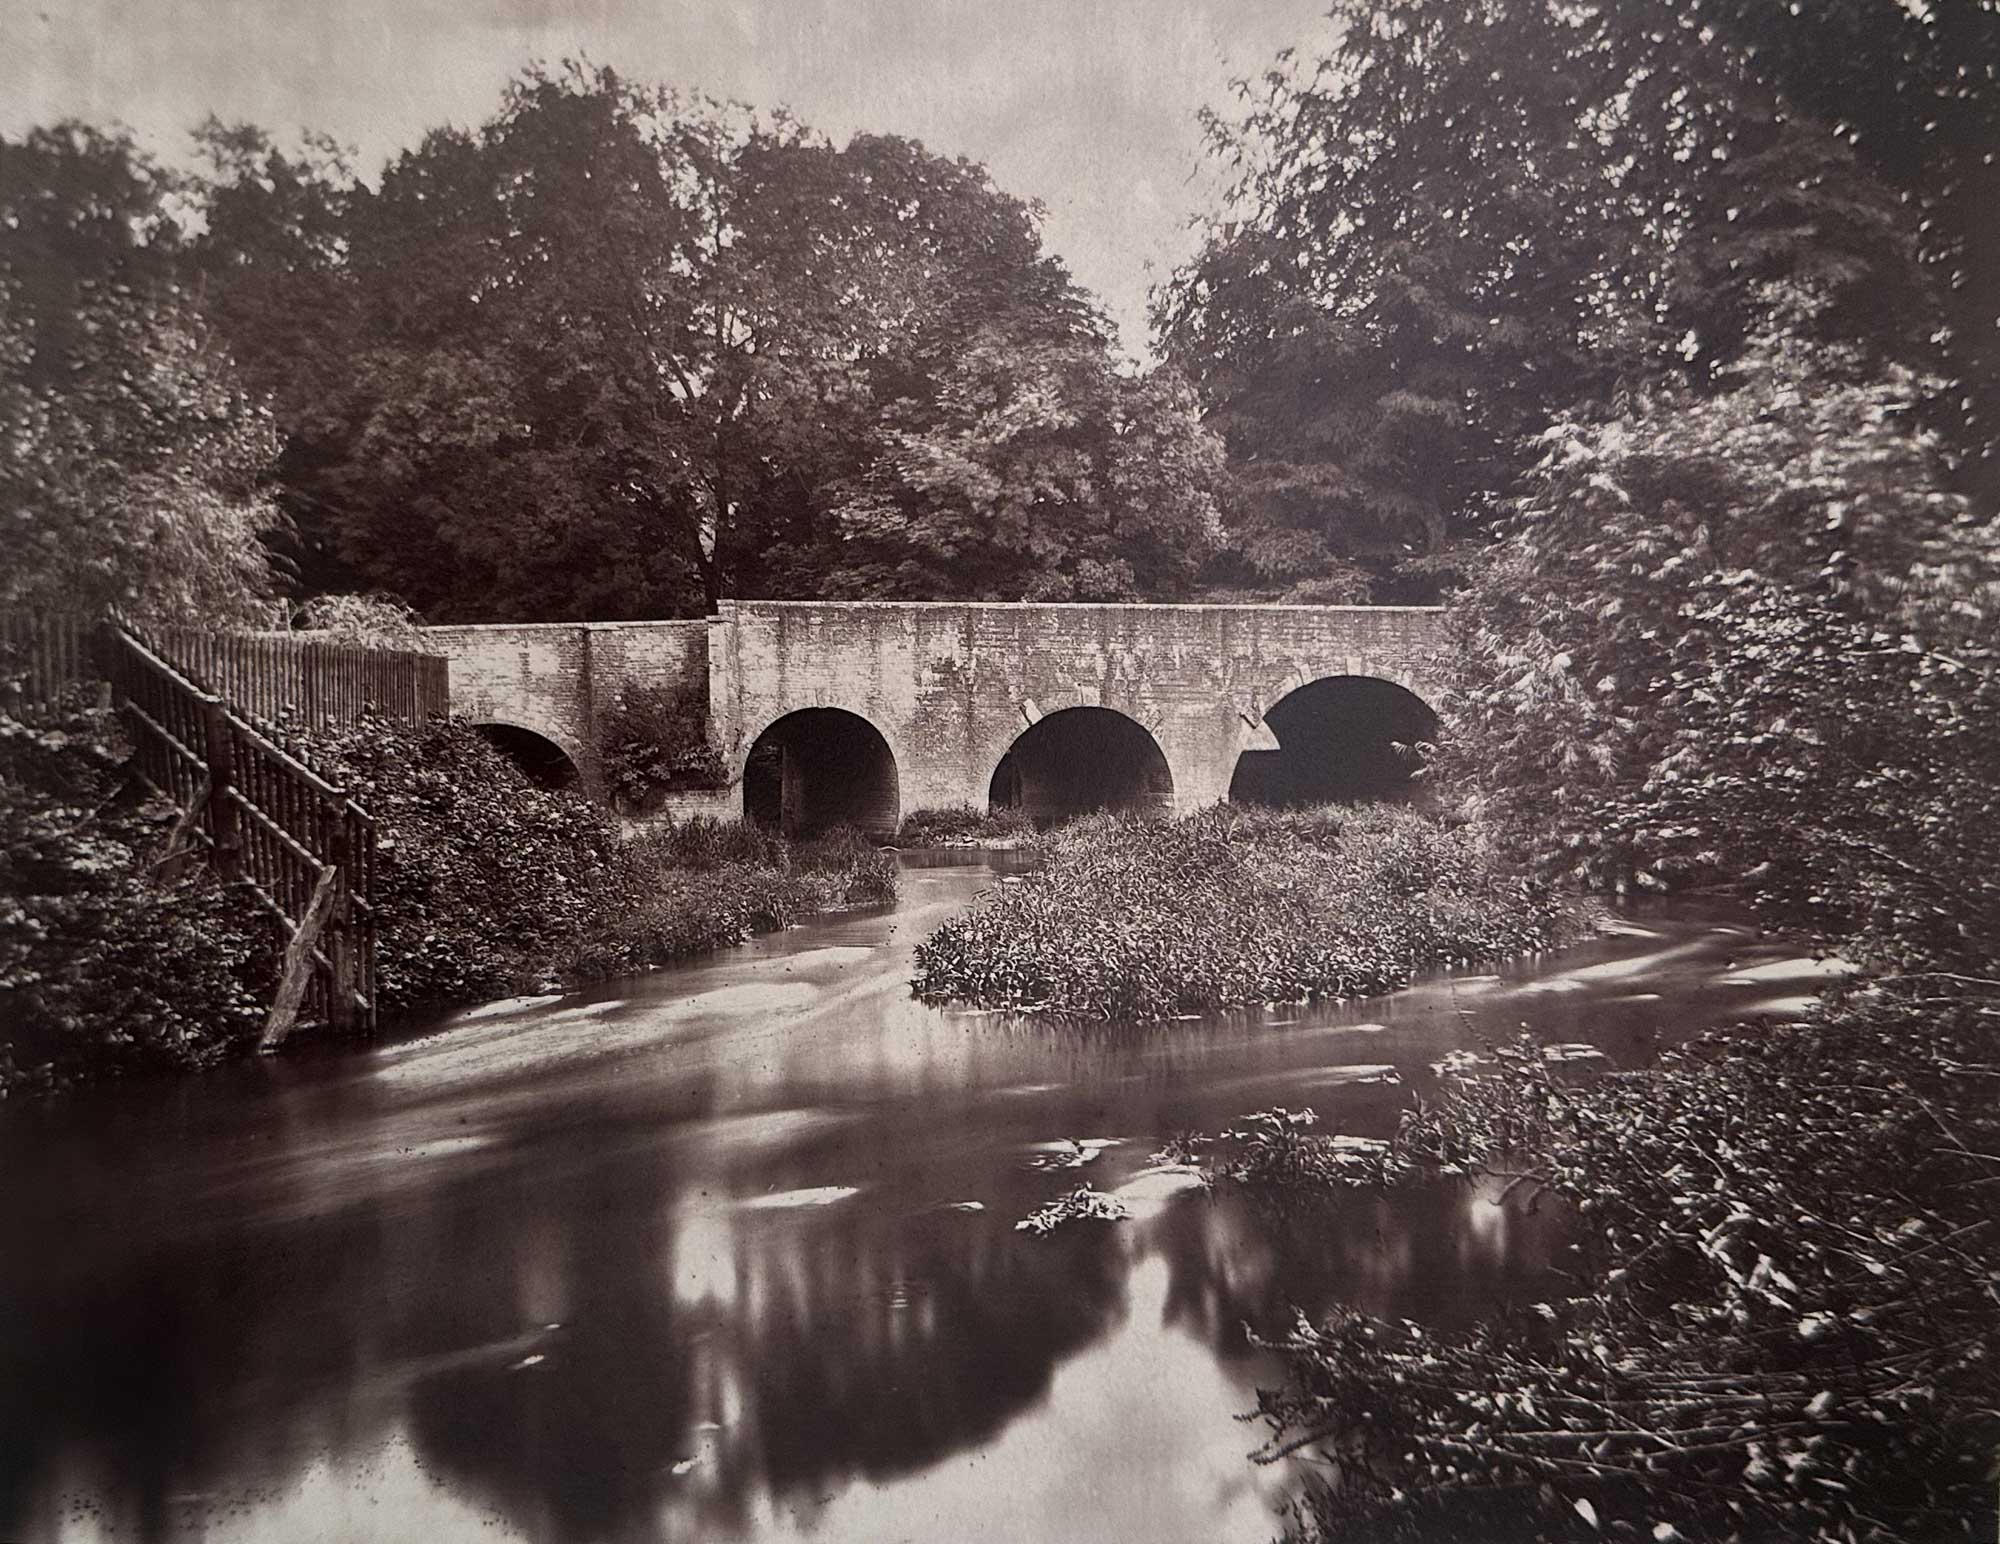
911, 802, 1576, 1020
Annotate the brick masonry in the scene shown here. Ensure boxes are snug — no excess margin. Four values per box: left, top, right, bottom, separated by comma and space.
424, 602, 1446, 816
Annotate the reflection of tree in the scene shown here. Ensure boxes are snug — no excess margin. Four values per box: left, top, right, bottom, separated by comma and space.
0, 1066, 1132, 1544
0, 985, 1580, 1544
405, 1187, 1129, 1540
1153, 1179, 1572, 1357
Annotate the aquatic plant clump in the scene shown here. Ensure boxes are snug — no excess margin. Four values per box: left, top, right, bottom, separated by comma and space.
911, 804, 1574, 1020
1249, 989, 2000, 1544
1015, 1186, 1128, 1236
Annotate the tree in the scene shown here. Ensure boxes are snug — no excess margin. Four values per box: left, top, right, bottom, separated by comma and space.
1158, 0, 1964, 600
822, 334, 1223, 599
184, 65, 1220, 621
0, 124, 281, 623
1439, 289, 2000, 960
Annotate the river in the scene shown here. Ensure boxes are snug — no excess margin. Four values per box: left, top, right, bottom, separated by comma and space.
0, 854, 1844, 1544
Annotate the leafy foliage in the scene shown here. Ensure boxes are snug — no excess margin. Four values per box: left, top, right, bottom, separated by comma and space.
288, 716, 895, 1013
289, 592, 425, 646
174, 65, 1221, 619
595, 682, 727, 810
1250, 988, 2000, 1544
288, 713, 627, 1010
0, 694, 279, 1094
0, 125, 283, 624
1156, 0, 1979, 599
1439, 312, 2000, 968
913, 804, 1576, 1020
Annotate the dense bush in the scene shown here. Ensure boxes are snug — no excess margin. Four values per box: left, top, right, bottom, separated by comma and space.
595, 681, 728, 812
894, 804, 1038, 846
912, 804, 1574, 1020
289, 718, 896, 1013
290, 713, 628, 1011
1246, 986, 2000, 1544
566, 820, 896, 978
0, 696, 279, 1095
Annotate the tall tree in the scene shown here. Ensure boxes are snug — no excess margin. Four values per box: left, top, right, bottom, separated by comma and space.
821, 334, 1223, 599
0, 125, 280, 623
1158, 0, 1966, 600
189, 65, 1201, 621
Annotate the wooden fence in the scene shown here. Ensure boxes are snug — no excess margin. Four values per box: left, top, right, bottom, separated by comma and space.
147, 627, 449, 730
105, 621, 379, 1041
0, 610, 101, 707
3, 611, 395, 1041
0, 611, 449, 729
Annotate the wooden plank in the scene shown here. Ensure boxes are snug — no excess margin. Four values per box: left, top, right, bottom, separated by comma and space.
259, 864, 341, 1052
153, 774, 211, 880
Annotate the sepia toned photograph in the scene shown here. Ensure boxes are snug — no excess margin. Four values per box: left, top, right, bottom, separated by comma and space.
2, 2, 1996, 1540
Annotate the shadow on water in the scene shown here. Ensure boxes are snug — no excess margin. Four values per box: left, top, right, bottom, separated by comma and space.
0, 857, 1838, 1543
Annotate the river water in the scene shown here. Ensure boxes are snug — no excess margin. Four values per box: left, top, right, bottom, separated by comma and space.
0, 854, 1844, 1544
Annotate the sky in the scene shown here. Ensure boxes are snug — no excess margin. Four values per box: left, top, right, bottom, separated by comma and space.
3, 0, 1339, 359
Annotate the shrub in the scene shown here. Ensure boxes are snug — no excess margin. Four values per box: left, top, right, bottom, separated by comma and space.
290, 713, 628, 1012
290, 716, 898, 1012
912, 803, 1574, 1020
1, 695, 280, 1094
290, 592, 425, 646
595, 681, 727, 811
1248, 986, 2000, 1544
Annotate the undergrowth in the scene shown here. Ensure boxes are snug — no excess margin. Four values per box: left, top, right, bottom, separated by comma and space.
1, 695, 282, 1094
1236, 989, 2000, 1543
289, 717, 897, 1013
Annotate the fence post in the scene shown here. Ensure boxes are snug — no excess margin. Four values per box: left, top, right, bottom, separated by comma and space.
202, 698, 242, 880
325, 800, 357, 1032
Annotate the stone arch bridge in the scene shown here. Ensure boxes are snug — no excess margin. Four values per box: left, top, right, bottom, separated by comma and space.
422, 600, 1448, 836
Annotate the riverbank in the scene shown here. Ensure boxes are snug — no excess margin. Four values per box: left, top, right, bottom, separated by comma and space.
0, 700, 893, 1096
912, 803, 1579, 1020
1210, 979, 2000, 1543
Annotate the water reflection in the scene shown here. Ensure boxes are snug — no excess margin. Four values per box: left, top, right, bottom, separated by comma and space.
0, 863, 1830, 1543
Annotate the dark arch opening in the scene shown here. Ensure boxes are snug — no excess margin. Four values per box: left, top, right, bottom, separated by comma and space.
475, 723, 580, 791
1228, 677, 1437, 807
743, 708, 899, 839
988, 707, 1174, 825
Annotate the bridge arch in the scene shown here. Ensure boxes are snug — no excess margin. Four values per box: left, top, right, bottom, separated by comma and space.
988, 706, 1174, 825
473, 721, 583, 791
741, 707, 900, 839
1229, 675, 1438, 807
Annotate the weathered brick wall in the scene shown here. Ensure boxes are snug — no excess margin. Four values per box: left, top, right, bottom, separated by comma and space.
421, 621, 708, 788
428, 603, 1446, 816
708, 601, 1446, 816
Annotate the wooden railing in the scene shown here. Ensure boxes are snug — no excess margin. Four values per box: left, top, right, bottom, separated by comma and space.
146, 626, 449, 729
104, 621, 380, 1042
0, 611, 448, 729
0, 610, 100, 707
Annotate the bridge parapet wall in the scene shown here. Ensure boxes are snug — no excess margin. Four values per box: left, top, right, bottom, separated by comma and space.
421, 620, 708, 786
710, 600, 1446, 815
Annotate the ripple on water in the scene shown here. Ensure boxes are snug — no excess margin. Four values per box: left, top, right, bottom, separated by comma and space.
735, 1186, 861, 1211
